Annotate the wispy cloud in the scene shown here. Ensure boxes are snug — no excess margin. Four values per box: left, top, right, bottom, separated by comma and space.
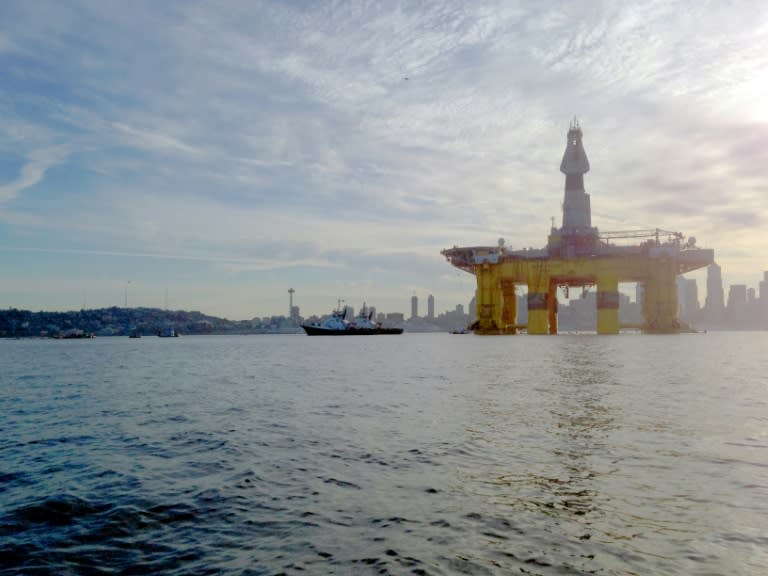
0, 245, 341, 271
0, 145, 70, 203
112, 123, 203, 157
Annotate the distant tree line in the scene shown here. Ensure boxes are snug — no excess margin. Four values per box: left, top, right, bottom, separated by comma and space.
0, 307, 301, 338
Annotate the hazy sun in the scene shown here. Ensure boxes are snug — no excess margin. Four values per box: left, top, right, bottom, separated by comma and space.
738, 74, 768, 122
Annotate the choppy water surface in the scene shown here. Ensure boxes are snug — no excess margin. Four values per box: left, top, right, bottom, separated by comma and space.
1, 332, 766, 575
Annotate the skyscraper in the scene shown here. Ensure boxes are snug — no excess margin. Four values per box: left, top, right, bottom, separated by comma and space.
677, 277, 699, 323
427, 294, 435, 319
411, 294, 418, 319
705, 263, 724, 319
727, 284, 748, 323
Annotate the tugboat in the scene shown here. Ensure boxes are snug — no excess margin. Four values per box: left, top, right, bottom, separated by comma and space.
302, 304, 403, 336
157, 326, 179, 337
451, 328, 471, 334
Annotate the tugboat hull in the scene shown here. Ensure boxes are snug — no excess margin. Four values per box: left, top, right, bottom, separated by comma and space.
302, 325, 403, 336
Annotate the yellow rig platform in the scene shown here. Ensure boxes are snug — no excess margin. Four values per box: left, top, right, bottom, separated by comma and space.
441, 120, 715, 335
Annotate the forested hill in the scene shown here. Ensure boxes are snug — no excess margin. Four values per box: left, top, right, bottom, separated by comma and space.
0, 307, 300, 337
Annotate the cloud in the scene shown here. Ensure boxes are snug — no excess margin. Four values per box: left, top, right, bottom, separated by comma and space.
0, 245, 341, 271
0, 145, 70, 204
112, 123, 203, 157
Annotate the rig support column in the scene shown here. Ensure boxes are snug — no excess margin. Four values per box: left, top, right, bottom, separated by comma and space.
548, 282, 558, 334
501, 283, 518, 334
596, 272, 619, 334
527, 264, 551, 335
643, 257, 678, 333
475, 263, 502, 333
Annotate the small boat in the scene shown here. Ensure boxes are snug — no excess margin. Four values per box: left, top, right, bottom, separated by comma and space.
157, 327, 179, 337
451, 328, 471, 334
128, 328, 142, 338
302, 305, 403, 336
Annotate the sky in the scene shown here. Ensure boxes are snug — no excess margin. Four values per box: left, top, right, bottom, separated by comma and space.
1, 0, 767, 320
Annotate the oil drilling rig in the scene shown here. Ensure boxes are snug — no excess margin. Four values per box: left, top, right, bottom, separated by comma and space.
441, 120, 715, 334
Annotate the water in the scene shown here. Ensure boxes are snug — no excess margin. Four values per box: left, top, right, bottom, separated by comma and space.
1, 332, 766, 575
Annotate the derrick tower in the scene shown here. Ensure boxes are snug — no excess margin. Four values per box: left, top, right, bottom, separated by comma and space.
560, 119, 592, 231
548, 119, 599, 258
441, 121, 715, 334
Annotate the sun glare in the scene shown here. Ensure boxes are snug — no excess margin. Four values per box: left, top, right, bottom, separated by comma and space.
738, 74, 768, 122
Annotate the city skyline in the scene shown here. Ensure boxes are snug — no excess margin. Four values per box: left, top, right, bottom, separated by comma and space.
284, 260, 768, 323
1, 2, 767, 319
3, 258, 767, 321
3, 262, 766, 333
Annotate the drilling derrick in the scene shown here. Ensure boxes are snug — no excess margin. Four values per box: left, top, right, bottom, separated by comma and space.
441, 121, 715, 334
549, 120, 598, 258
